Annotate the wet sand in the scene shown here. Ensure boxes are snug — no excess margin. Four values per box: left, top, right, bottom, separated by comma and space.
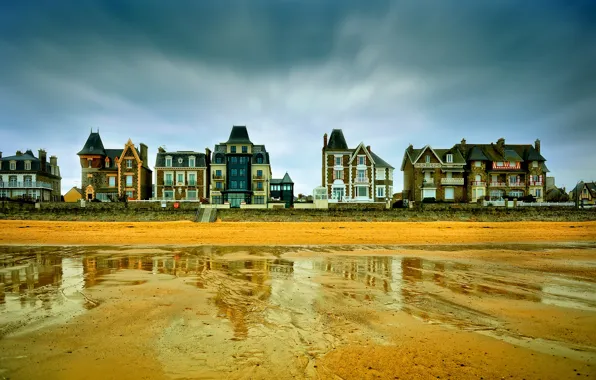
1, 245, 595, 379
1, 220, 595, 245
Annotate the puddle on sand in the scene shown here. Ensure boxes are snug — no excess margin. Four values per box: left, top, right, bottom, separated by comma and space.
1, 245, 596, 377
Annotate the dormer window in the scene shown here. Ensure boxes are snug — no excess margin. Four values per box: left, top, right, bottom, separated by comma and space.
25, 161, 31, 170
446, 154, 453, 163
242, 146, 248, 153
474, 161, 481, 167
126, 159, 133, 168
231, 146, 237, 153
425, 155, 430, 163
532, 161, 538, 168
165, 156, 172, 167
10, 161, 16, 170
256, 154, 263, 164
189, 156, 195, 167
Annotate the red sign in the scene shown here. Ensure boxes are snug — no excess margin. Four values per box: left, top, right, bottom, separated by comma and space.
174, 202, 180, 209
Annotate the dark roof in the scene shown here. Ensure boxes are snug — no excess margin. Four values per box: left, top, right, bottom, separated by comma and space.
1, 151, 38, 161
225, 126, 252, 144
433, 148, 466, 165
78, 132, 106, 156
327, 129, 349, 150
270, 178, 282, 184
281, 172, 293, 184
0, 151, 60, 177
541, 162, 550, 173
369, 151, 394, 169
466, 146, 489, 161
155, 151, 207, 168
251, 145, 270, 165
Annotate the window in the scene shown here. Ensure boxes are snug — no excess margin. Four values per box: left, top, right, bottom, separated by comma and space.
231, 169, 238, 176
334, 170, 343, 180
446, 154, 453, 163
532, 161, 538, 168
242, 146, 247, 153
357, 186, 367, 197
177, 173, 184, 184
215, 156, 223, 164
216, 182, 222, 189
212, 196, 223, 204
9, 176, 17, 186
163, 190, 174, 199
376, 169, 385, 180
335, 157, 342, 166
24, 176, 32, 186
187, 190, 197, 200
108, 176, 116, 187
188, 173, 196, 186
497, 162, 503, 167
165, 173, 173, 186
509, 190, 524, 198
126, 159, 133, 168
358, 156, 365, 165
230, 157, 238, 164
425, 155, 430, 163
509, 161, 515, 167
231, 146, 237, 153
257, 182, 263, 190
126, 175, 133, 187
189, 157, 195, 167
239, 169, 246, 176
357, 169, 366, 182
25, 161, 31, 170
239, 180, 246, 189
231, 181, 237, 189
239, 157, 247, 164
535, 189, 542, 197
446, 171, 453, 179
87, 159, 92, 168
474, 161, 481, 167
165, 157, 172, 167
445, 187, 455, 200
257, 169, 263, 177
126, 190, 133, 199
376, 186, 385, 198
254, 196, 265, 204
256, 154, 263, 164
389, 186, 393, 196
475, 174, 482, 183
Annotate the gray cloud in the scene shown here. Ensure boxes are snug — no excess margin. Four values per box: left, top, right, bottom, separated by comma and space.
1, 0, 595, 195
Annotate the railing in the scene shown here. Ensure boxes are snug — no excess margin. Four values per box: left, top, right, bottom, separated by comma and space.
489, 182, 507, 188
164, 181, 173, 186
252, 175, 265, 180
441, 178, 464, 185
471, 181, 486, 186
188, 181, 197, 186
354, 177, 369, 184
508, 182, 524, 188
529, 181, 543, 186
212, 174, 224, 180
0, 181, 53, 189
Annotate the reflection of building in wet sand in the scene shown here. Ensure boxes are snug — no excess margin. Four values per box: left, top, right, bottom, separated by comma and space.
0, 254, 63, 295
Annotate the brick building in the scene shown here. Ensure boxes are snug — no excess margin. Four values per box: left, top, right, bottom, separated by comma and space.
77, 130, 152, 201
321, 129, 394, 203
154, 148, 210, 200
401, 138, 548, 203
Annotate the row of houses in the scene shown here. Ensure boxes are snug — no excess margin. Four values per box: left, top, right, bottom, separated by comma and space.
5, 124, 590, 206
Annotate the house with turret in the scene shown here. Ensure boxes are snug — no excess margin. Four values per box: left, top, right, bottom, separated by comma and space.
77, 130, 152, 201
321, 129, 394, 203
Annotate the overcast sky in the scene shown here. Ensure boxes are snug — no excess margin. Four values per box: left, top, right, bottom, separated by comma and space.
1, 0, 595, 195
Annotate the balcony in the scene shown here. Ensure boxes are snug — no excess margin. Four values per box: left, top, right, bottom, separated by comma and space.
0, 181, 53, 190
164, 181, 173, 186
489, 182, 507, 188
253, 175, 265, 180
508, 182, 524, 188
471, 181, 486, 187
441, 178, 464, 185
354, 176, 369, 184
529, 181, 543, 186
421, 179, 435, 188
212, 174, 224, 180
253, 185, 266, 192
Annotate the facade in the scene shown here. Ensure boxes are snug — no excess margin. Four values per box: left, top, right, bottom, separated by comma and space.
321, 129, 394, 203
270, 172, 294, 208
209, 126, 273, 207
401, 138, 548, 203
63, 187, 83, 203
77, 131, 152, 201
570, 182, 596, 205
0, 149, 61, 202
154, 148, 210, 200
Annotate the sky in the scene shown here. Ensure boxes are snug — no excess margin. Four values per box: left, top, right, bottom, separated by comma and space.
1, 0, 595, 195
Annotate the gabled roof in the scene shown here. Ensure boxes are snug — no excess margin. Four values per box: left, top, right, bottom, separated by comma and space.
411, 145, 444, 165
349, 142, 375, 165
327, 129, 349, 150
369, 151, 394, 169
225, 126, 252, 144
78, 132, 106, 156
155, 151, 207, 168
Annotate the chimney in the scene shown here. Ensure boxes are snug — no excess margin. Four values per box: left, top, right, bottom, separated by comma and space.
205, 147, 212, 158
16, 150, 23, 156
140, 143, 148, 163
323, 133, 328, 148
366, 145, 371, 152
38, 149, 47, 171
496, 138, 505, 154
0, 151, 3, 158
535, 139, 541, 154
50, 155, 58, 166
158, 146, 166, 154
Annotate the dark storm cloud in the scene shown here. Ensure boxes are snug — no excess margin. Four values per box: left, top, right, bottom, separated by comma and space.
1, 0, 595, 193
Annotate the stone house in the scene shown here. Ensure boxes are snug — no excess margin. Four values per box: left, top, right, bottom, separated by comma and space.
77, 130, 152, 201
154, 148, 210, 200
401, 138, 548, 203
570, 182, 596, 205
0, 149, 61, 202
321, 129, 394, 203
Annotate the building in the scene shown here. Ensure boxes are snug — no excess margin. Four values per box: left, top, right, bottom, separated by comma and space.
570, 181, 596, 205
63, 187, 83, 203
0, 149, 61, 202
321, 129, 394, 203
270, 172, 294, 208
210, 126, 274, 207
77, 130, 152, 201
154, 147, 210, 200
401, 138, 548, 203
